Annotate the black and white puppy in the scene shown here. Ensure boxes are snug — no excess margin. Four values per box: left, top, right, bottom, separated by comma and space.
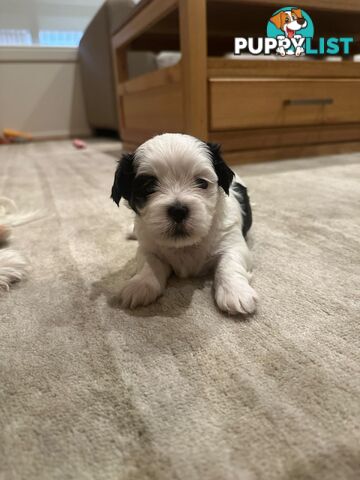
111, 133, 257, 314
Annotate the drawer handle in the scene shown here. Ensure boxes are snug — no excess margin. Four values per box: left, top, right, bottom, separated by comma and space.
284, 98, 334, 106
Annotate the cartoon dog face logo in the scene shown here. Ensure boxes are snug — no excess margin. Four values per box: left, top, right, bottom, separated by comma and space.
270, 9, 307, 39
268, 7, 311, 56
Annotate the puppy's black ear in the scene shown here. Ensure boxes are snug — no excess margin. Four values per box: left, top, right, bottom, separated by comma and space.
207, 143, 234, 195
111, 152, 136, 206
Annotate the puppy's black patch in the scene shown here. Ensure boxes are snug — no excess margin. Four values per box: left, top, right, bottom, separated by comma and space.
207, 143, 234, 195
232, 182, 252, 237
111, 153, 158, 213
131, 175, 158, 211
111, 153, 136, 206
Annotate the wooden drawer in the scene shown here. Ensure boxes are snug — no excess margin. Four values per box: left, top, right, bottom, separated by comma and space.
210, 79, 360, 131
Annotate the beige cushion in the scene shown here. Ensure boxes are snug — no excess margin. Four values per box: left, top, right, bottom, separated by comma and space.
79, 0, 157, 133
107, 0, 135, 35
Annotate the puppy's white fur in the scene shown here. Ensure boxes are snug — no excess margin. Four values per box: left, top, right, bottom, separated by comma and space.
0, 197, 44, 291
118, 134, 257, 314
0, 249, 28, 290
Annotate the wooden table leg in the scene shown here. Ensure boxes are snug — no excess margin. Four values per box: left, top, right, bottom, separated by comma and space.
179, 0, 208, 141
112, 46, 128, 141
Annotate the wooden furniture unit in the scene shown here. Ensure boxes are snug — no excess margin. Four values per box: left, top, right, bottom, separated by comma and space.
112, 0, 360, 163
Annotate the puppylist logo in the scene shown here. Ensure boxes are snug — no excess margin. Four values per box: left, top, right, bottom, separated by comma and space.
234, 7, 353, 57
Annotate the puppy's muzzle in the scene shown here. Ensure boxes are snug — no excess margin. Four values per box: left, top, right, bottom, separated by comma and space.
167, 202, 189, 223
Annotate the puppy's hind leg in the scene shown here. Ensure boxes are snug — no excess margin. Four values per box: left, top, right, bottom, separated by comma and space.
120, 251, 171, 308
214, 233, 258, 315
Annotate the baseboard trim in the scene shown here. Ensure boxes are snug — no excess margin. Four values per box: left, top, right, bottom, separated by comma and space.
0, 46, 78, 63
30, 129, 91, 141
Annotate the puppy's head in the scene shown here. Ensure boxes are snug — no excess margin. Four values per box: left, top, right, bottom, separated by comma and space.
270, 9, 307, 38
111, 133, 234, 248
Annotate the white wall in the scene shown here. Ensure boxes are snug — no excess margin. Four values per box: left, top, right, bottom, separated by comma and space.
0, 47, 91, 139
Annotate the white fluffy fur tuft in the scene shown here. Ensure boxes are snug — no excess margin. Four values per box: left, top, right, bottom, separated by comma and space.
0, 249, 28, 290
0, 197, 46, 292
0, 197, 45, 228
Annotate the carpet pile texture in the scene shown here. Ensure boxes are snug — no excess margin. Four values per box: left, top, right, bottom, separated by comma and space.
0, 141, 359, 480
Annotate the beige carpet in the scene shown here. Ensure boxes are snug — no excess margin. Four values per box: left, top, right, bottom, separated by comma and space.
0, 141, 359, 480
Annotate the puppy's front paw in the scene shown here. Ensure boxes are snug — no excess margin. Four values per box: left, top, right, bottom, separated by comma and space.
215, 281, 258, 315
120, 275, 162, 308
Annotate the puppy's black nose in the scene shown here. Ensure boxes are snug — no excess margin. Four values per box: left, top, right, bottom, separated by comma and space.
167, 203, 189, 223
297, 17, 305, 25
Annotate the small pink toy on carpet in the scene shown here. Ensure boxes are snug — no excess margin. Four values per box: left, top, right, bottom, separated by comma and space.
73, 139, 87, 149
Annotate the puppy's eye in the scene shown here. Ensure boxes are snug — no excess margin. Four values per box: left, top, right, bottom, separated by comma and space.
143, 179, 156, 194
134, 175, 157, 197
285, 18, 289, 23
195, 178, 208, 189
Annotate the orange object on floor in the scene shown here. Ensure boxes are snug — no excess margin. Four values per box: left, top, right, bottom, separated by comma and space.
3, 129, 33, 142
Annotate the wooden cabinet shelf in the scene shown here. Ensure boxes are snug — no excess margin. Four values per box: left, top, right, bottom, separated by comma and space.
112, 0, 360, 163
